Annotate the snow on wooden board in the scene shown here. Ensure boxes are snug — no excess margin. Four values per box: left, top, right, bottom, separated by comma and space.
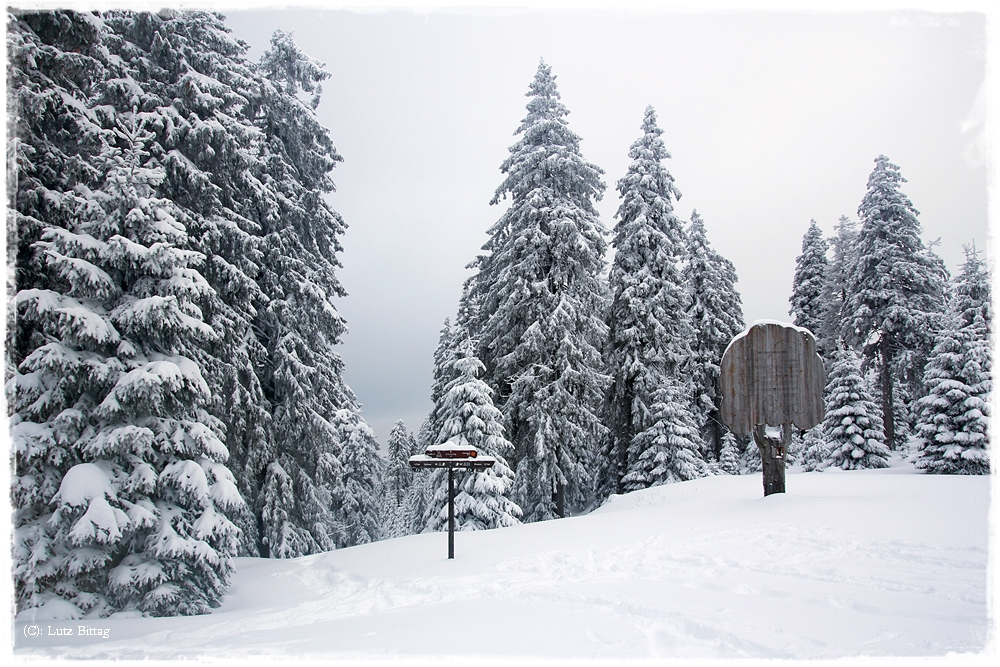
14, 460, 990, 660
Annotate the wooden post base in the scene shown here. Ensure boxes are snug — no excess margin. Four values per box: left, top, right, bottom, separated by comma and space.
753, 423, 790, 496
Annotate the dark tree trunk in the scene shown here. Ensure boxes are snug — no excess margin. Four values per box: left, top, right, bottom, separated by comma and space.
880, 337, 895, 450
708, 404, 723, 461
554, 480, 565, 518
753, 424, 789, 496
256, 510, 269, 559
613, 380, 634, 495
615, 429, 629, 495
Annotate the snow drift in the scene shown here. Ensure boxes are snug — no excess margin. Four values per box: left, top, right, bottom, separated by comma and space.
14, 460, 992, 660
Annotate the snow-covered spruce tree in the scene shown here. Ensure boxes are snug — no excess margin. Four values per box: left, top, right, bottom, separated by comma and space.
421, 282, 480, 454
474, 60, 609, 522
601, 105, 693, 498
951, 242, 992, 331
822, 347, 890, 470
798, 425, 830, 472
406, 316, 464, 536
398, 437, 432, 536
8, 12, 113, 614
818, 215, 859, 357
332, 409, 383, 547
788, 220, 830, 351
9, 12, 109, 616
250, 30, 382, 554
914, 247, 991, 475
716, 431, 742, 475
6, 11, 107, 312
620, 380, 707, 490
842, 156, 948, 450
741, 437, 762, 473
381, 420, 415, 537
411, 318, 458, 532
12, 112, 242, 617
683, 209, 745, 460
425, 337, 522, 531
99, 9, 272, 556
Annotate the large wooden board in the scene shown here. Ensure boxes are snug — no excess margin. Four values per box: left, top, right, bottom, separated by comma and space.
719, 321, 826, 434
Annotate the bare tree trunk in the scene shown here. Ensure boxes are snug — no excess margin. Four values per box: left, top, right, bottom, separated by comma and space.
880, 337, 895, 450
753, 423, 790, 496
554, 480, 565, 518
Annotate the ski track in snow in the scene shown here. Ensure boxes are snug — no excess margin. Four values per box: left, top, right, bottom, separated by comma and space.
14, 465, 991, 660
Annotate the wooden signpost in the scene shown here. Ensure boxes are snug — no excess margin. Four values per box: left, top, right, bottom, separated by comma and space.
409, 439, 495, 559
719, 321, 825, 496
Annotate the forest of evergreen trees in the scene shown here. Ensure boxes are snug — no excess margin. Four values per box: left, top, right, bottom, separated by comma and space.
7, 10, 990, 620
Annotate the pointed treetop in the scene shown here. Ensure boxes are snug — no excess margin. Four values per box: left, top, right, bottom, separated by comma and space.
860, 154, 920, 223
491, 60, 604, 206
633, 105, 673, 173
518, 58, 570, 136
953, 241, 991, 332
623, 104, 675, 175
261, 29, 330, 97
691, 208, 705, 230
614, 104, 680, 233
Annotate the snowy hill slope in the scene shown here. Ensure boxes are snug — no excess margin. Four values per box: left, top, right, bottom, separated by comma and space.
14, 463, 992, 660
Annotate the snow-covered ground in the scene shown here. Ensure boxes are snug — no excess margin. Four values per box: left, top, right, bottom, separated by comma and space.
13, 457, 993, 660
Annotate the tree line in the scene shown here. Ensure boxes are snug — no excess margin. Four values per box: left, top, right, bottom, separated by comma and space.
380, 62, 747, 537
382, 62, 991, 539
787, 159, 990, 474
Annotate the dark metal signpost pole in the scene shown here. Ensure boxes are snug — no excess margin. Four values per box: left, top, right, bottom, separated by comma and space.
409, 446, 495, 559
447, 467, 455, 559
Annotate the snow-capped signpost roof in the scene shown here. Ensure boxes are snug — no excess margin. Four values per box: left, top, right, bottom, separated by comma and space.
410, 437, 495, 559
720, 320, 826, 496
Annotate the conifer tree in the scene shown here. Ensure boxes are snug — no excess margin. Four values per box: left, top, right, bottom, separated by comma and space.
798, 426, 830, 472
474, 60, 609, 522
12, 10, 381, 571
399, 437, 433, 536
842, 156, 948, 450
333, 410, 383, 546
382, 420, 415, 529
717, 432, 742, 475
99, 8, 273, 556
382, 421, 419, 538
741, 437, 762, 473
684, 210, 745, 459
421, 294, 474, 454
602, 105, 692, 497
412, 317, 458, 533
249, 30, 382, 554
823, 347, 890, 470
10, 10, 384, 616
789, 220, 830, 347
12, 111, 242, 617
425, 338, 521, 531
620, 381, 707, 489
8, 12, 113, 614
7, 10, 108, 311
818, 216, 859, 356
914, 247, 991, 475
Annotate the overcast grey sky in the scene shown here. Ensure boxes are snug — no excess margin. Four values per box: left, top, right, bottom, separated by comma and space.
220, 4, 988, 443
